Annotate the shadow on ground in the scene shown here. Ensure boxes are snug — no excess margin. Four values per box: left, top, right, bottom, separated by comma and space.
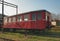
16, 30, 60, 38
3, 29, 60, 38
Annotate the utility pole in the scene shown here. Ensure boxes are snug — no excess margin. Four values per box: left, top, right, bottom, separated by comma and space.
0, 0, 18, 32
2, 0, 4, 31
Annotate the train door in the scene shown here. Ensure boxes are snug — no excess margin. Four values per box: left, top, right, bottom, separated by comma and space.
46, 12, 51, 28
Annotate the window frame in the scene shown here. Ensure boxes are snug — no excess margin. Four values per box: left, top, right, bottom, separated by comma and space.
8, 17, 12, 23
17, 15, 22, 22
31, 13, 36, 21
12, 17, 16, 22
37, 13, 42, 20
4, 17, 8, 23
24, 14, 29, 21
4, 17, 7, 24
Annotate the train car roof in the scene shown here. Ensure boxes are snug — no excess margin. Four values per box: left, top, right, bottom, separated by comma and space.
7, 10, 51, 17
17, 10, 48, 15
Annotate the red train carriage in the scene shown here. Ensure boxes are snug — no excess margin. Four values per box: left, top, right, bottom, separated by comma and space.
3, 10, 51, 31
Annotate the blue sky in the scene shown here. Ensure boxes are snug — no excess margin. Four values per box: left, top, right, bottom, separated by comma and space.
0, 0, 60, 16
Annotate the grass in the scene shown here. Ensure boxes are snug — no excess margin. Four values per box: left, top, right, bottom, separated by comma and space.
50, 26, 60, 32
0, 26, 60, 41
0, 31, 60, 41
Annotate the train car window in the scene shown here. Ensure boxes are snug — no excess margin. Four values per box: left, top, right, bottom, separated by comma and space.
32, 14, 36, 20
46, 15, 47, 21
4, 17, 7, 23
17, 16, 22, 22
37, 13, 42, 20
9, 18, 12, 23
12, 17, 16, 22
46, 12, 49, 21
24, 14, 29, 21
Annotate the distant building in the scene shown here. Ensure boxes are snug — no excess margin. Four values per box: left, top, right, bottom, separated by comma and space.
51, 14, 60, 26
